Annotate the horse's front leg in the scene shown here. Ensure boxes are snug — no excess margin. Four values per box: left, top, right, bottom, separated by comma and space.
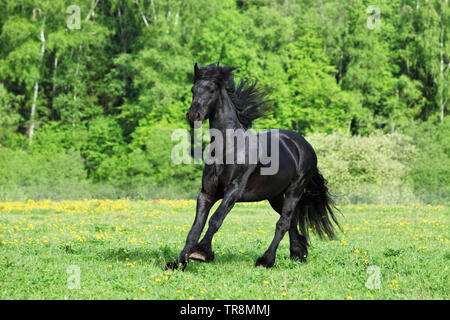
166, 192, 215, 270
190, 181, 243, 263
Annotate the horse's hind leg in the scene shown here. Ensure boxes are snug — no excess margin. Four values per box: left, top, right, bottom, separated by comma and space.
289, 204, 308, 262
269, 195, 308, 263
256, 178, 306, 268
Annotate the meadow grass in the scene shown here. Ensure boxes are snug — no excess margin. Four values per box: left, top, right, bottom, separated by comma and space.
0, 199, 448, 300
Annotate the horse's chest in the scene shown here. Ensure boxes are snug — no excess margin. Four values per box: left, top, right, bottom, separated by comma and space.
217, 169, 234, 190
216, 165, 248, 190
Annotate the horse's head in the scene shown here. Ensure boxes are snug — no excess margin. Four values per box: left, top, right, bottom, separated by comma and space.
186, 63, 219, 128
186, 62, 236, 128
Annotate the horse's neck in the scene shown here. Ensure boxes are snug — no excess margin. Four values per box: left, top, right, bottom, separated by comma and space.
209, 87, 244, 133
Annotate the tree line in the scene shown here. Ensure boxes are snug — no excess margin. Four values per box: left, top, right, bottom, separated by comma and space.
0, 0, 448, 202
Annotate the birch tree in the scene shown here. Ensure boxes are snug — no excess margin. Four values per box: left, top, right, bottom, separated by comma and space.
28, 8, 46, 145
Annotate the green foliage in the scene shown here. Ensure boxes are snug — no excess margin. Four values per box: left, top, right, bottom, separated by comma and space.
30, 122, 88, 153
81, 116, 127, 182
0, 0, 448, 202
128, 121, 202, 192
276, 31, 359, 133
306, 132, 418, 204
404, 119, 450, 204
0, 84, 22, 146
0, 148, 89, 200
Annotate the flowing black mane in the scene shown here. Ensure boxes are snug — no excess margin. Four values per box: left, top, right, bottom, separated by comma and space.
194, 63, 269, 129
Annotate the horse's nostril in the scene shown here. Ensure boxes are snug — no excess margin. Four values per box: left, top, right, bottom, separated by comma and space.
195, 112, 201, 120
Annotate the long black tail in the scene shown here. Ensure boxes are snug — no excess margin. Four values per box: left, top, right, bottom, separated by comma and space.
296, 171, 341, 242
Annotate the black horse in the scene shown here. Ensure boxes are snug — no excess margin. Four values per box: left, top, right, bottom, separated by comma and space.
166, 63, 339, 270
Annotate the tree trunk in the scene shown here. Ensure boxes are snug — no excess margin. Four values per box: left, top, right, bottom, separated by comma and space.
150, 0, 157, 22
29, 27, 46, 145
85, 0, 99, 22
439, 35, 447, 123
69, 1, 98, 127
72, 44, 83, 127
135, 0, 149, 28
166, 9, 171, 33
174, 7, 179, 26
52, 55, 58, 93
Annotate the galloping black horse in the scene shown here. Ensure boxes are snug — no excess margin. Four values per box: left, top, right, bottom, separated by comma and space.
166, 63, 339, 270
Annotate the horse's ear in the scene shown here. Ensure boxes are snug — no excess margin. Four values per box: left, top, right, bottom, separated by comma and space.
221, 66, 237, 75
194, 62, 199, 76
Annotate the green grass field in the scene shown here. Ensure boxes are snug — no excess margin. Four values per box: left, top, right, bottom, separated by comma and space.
0, 199, 448, 300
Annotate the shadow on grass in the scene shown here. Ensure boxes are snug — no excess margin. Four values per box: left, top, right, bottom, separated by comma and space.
97, 245, 299, 271
100, 245, 179, 269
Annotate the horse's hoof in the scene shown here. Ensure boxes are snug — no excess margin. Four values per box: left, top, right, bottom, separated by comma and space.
165, 261, 179, 270
290, 250, 308, 263
255, 255, 275, 268
165, 260, 187, 271
290, 254, 307, 263
190, 245, 215, 262
189, 252, 207, 262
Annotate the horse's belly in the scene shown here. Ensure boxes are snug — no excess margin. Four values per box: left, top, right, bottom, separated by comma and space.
239, 165, 295, 202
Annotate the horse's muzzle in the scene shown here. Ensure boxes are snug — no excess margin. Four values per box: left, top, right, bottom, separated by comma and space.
186, 104, 205, 128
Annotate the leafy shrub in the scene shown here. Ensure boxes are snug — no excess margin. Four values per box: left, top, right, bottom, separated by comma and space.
0, 148, 90, 200
30, 122, 89, 154
3, 120, 446, 204
306, 132, 418, 204
0, 84, 22, 147
128, 121, 203, 197
80, 116, 127, 182
403, 119, 450, 204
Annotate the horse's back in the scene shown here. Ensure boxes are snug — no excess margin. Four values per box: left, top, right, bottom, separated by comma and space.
239, 129, 317, 202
